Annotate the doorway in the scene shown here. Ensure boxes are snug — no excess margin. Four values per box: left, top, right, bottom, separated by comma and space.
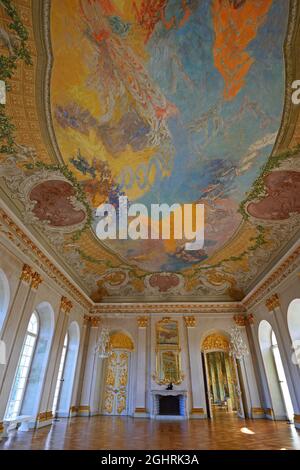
102, 331, 134, 416
205, 351, 239, 415
201, 332, 244, 418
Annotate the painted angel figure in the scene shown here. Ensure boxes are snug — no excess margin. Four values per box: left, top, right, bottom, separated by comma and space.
79, 0, 177, 148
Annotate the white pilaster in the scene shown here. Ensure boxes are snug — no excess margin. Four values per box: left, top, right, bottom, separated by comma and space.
134, 317, 148, 417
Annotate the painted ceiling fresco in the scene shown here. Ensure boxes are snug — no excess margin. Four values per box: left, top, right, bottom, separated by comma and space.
1, 0, 300, 302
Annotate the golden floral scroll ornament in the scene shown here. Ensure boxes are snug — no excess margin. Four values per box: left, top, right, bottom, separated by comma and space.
110, 332, 134, 351
202, 333, 229, 352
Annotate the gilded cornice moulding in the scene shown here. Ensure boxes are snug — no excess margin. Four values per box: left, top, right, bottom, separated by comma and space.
90, 302, 244, 316
265, 293, 280, 312
184, 316, 196, 327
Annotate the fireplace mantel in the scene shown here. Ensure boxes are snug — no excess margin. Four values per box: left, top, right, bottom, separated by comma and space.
150, 390, 188, 419
151, 390, 187, 396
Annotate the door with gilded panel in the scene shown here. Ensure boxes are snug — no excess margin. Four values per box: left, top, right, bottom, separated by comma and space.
103, 350, 130, 416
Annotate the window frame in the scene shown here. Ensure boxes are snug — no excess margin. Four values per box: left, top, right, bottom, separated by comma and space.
5, 311, 39, 419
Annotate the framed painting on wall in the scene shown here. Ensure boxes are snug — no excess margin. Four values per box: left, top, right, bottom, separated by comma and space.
156, 318, 179, 346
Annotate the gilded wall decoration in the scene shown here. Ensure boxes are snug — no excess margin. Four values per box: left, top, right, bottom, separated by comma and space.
103, 350, 130, 416
110, 332, 134, 351
154, 318, 183, 385
202, 333, 230, 352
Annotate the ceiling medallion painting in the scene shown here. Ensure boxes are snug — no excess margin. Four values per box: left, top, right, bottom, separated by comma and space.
0, 0, 300, 303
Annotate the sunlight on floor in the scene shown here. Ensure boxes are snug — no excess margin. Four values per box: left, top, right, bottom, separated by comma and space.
240, 427, 255, 435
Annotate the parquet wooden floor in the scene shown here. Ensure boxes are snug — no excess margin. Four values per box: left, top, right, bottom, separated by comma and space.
1, 411, 300, 450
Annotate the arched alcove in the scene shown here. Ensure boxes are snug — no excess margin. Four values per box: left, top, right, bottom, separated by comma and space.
54, 321, 80, 416
201, 330, 240, 417
0, 268, 10, 333
287, 299, 300, 367
258, 320, 294, 421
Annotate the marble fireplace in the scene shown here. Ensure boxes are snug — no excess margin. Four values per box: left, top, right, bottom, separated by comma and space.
151, 390, 188, 419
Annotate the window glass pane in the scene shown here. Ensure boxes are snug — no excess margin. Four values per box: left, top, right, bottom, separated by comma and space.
52, 333, 68, 414
5, 312, 38, 419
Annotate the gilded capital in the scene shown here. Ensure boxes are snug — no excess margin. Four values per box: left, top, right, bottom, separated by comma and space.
184, 316, 196, 327
233, 314, 246, 327
265, 293, 280, 312
83, 314, 91, 326
31, 272, 42, 290
247, 313, 255, 325
60, 296, 73, 314
90, 316, 101, 327
84, 315, 101, 327
20, 263, 33, 283
137, 316, 148, 328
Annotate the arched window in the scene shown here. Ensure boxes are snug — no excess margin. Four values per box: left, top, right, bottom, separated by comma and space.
258, 320, 294, 422
5, 302, 54, 422
287, 299, 300, 367
0, 268, 10, 333
270, 330, 294, 421
5, 312, 39, 419
52, 333, 68, 415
